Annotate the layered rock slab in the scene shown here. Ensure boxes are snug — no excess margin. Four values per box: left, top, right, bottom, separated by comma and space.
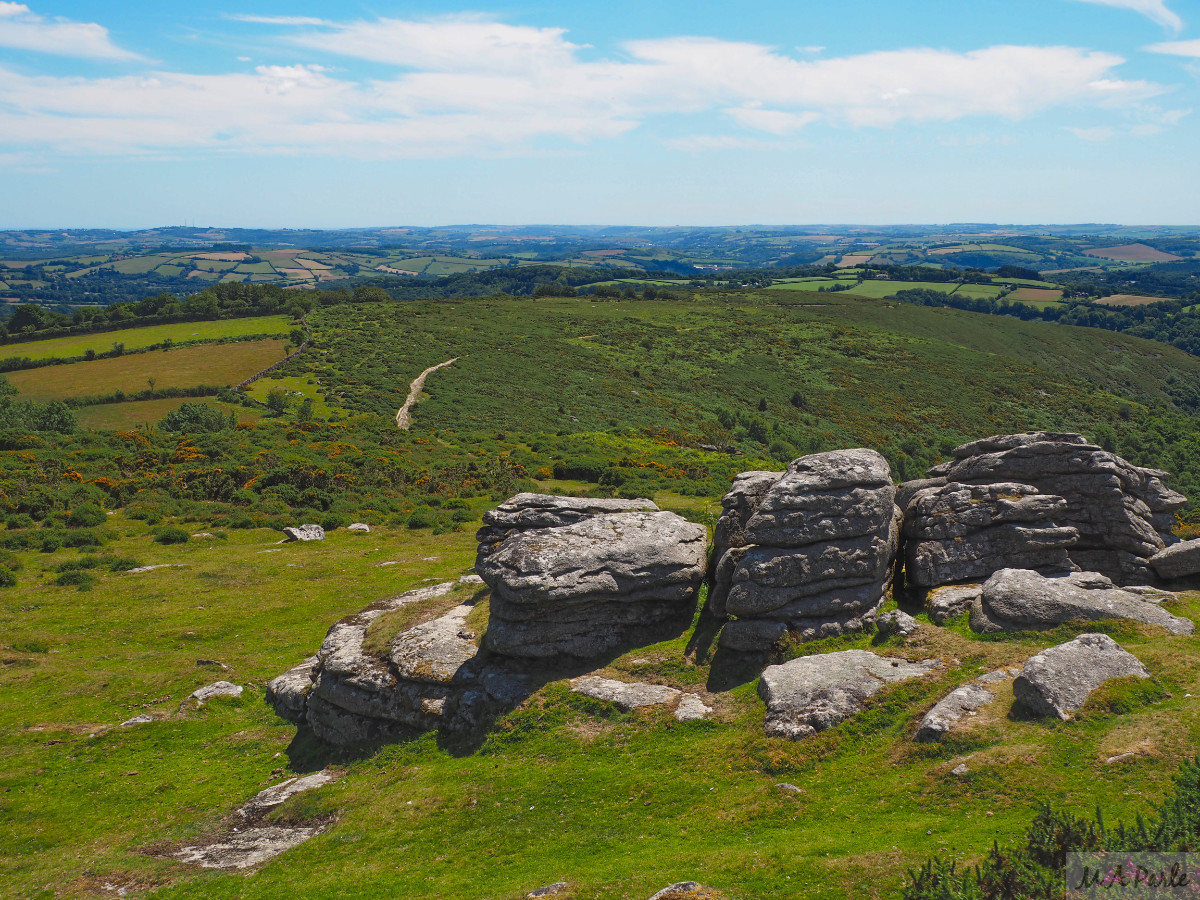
929, 433, 1185, 583
714, 450, 901, 651
476, 492, 659, 556
971, 568, 1193, 635
1013, 633, 1150, 719
758, 649, 939, 740
902, 481, 1077, 590
479, 509, 707, 659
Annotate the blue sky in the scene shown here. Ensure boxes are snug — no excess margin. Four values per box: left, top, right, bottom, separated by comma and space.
0, 0, 1198, 227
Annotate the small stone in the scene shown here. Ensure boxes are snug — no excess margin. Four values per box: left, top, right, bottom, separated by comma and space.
347, 523, 370, 533
196, 659, 229, 670
951, 763, 969, 776
915, 683, 995, 742
282, 524, 325, 542
527, 883, 570, 898
190, 681, 243, 704
673, 694, 712, 722
876, 610, 919, 638
648, 883, 703, 900
192, 532, 215, 539
119, 713, 154, 726
776, 782, 802, 793
458, 573, 485, 585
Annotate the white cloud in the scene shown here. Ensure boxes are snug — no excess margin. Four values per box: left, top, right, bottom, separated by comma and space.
724, 107, 821, 134
1069, 0, 1182, 31
0, 15, 1168, 159
663, 134, 788, 152
1146, 38, 1200, 56
0, 2, 143, 60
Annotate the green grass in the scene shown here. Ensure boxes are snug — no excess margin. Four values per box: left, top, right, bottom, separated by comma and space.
245, 374, 338, 418
0, 316, 292, 363
6, 339, 290, 401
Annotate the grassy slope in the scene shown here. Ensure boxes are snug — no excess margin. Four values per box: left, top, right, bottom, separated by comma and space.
2, 515, 1199, 899
7, 339, 289, 401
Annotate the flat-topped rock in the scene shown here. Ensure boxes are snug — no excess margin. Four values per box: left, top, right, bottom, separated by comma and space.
902, 481, 1077, 590
570, 675, 681, 710
476, 493, 659, 551
972, 568, 1193, 635
190, 681, 243, 704
1013, 634, 1150, 719
759, 649, 939, 740
876, 609, 919, 638
914, 683, 996, 742
282, 524, 325, 542
1150, 538, 1200, 581
480, 510, 707, 659
346, 522, 370, 533
390, 605, 479, 685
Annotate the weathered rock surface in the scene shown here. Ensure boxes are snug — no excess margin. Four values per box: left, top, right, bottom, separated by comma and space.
527, 883, 570, 898
266, 657, 319, 724
758, 649, 939, 740
174, 825, 325, 869
1150, 538, 1200, 581
347, 522, 370, 533
915, 683, 996, 742
902, 481, 1077, 590
282, 524, 325, 542
568, 675, 711, 721
926, 584, 982, 624
707, 471, 781, 617
571, 675, 681, 710
674, 694, 713, 722
928, 433, 1185, 583
647, 883, 710, 900
971, 568, 1192, 635
475, 493, 659, 554
172, 769, 338, 869
1013, 634, 1150, 719
270, 582, 484, 744
714, 450, 902, 650
190, 681, 243, 704
479, 510, 707, 659
876, 609, 919, 638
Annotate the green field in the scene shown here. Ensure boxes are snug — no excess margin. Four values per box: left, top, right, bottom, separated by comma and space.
0, 316, 292, 363
846, 280, 958, 298
7, 338, 289, 401
73, 397, 263, 430
245, 374, 338, 418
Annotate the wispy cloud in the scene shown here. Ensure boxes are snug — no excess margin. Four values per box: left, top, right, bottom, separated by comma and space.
228, 15, 331, 27
0, 15, 1170, 159
1069, 0, 1182, 32
1146, 38, 1200, 56
0, 2, 144, 61
1069, 125, 1116, 140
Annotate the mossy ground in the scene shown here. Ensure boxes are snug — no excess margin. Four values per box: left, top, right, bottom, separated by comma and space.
3, 512, 1200, 900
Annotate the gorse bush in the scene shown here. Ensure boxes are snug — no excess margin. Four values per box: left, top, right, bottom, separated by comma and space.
66, 503, 106, 528
0, 564, 15, 588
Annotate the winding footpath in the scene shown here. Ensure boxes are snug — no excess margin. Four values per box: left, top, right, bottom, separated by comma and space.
396, 357, 459, 429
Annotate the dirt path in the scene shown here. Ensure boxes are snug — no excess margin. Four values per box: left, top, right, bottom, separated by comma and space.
396, 357, 459, 429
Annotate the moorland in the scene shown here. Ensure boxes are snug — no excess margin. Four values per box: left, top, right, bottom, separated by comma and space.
4, 235, 1200, 898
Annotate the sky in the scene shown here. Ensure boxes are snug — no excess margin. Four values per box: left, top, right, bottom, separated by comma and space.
0, 0, 1198, 227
